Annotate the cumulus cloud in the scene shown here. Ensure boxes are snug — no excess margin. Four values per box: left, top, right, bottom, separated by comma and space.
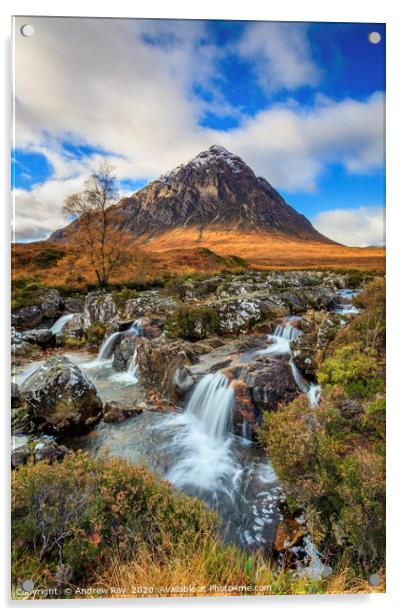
12, 17, 385, 241
313, 206, 385, 247
236, 22, 320, 92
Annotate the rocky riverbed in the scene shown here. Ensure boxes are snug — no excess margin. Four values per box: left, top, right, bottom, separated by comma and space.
11, 269, 363, 565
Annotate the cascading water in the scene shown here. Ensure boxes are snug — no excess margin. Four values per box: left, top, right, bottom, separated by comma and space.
97, 332, 121, 361
129, 319, 144, 336
186, 371, 235, 440
110, 347, 139, 384
81, 331, 122, 370
263, 318, 321, 408
154, 370, 284, 548
50, 313, 75, 334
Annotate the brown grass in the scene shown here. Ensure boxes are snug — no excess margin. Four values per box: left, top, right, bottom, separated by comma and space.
11, 228, 385, 290
92, 537, 385, 598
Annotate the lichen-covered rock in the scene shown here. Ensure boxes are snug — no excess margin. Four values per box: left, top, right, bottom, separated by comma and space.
62, 297, 85, 313
11, 341, 38, 359
300, 287, 338, 311
12, 288, 62, 330
11, 436, 70, 469
63, 313, 85, 338
83, 292, 118, 327
20, 357, 103, 434
136, 338, 199, 400
125, 290, 178, 319
211, 296, 286, 335
172, 355, 196, 399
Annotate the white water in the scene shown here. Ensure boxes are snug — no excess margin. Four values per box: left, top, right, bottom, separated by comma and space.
80, 331, 121, 370
262, 318, 321, 408
334, 288, 361, 315
129, 319, 144, 336
98, 332, 121, 360
50, 313, 75, 334
110, 347, 139, 385
156, 371, 284, 546
186, 371, 235, 440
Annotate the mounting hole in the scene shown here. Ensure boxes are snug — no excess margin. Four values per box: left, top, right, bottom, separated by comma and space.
20, 24, 34, 37
368, 31, 381, 44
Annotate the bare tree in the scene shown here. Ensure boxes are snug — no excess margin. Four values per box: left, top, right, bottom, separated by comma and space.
63, 161, 130, 287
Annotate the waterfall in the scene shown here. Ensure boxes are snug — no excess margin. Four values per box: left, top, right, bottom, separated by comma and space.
273, 322, 301, 341
259, 320, 301, 356
50, 313, 75, 334
290, 359, 321, 408
129, 319, 144, 336
97, 332, 121, 360
186, 372, 235, 440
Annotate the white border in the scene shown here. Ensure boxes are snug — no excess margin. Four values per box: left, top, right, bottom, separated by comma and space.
1, 1, 401, 614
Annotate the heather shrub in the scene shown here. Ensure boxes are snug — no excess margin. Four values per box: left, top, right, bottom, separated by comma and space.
165, 305, 220, 340
85, 322, 108, 347
12, 453, 218, 588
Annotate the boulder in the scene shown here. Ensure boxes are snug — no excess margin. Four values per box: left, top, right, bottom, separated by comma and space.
113, 336, 137, 371
242, 356, 300, 412
20, 357, 103, 434
62, 296, 85, 313
230, 379, 260, 434
103, 401, 143, 423
136, 338, 199, 400
12, 288, 62, 330
21, 328, 55, 348
11, 341, 38, 359
211, 298, 262, 334
63, 314, 85, 338
11, 436, 70, 469
172, 353, 196, 399
11, 382, 22, 408
301, 287, 337, 311
125, 290, 178, 319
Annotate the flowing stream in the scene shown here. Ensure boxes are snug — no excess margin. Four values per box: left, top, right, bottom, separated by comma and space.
13, 294, 359, 560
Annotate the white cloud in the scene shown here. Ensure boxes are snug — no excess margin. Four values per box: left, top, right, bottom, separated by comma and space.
236, 22, 320, 92
313, 206, 385, 247
12, 17, 385, 241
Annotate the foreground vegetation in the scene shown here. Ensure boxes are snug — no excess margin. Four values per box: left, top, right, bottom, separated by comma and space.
260, 278, 385, 571
12, 452, 384, 599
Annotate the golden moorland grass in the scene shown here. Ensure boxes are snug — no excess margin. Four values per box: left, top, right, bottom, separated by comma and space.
12, 229, 385, 289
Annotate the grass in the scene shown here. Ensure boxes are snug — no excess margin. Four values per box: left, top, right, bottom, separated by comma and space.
86, 540, 386, 598
12, 229, 385, 294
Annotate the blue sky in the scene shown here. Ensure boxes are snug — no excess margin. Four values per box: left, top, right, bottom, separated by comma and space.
13, 18, 385, 245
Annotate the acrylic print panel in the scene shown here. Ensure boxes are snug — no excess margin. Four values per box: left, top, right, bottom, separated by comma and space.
11, 16, 385, 600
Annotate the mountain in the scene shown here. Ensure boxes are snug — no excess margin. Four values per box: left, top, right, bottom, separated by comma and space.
50, 145, 333, 245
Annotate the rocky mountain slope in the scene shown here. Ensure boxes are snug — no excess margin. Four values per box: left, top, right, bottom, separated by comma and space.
50, 145, 333, 244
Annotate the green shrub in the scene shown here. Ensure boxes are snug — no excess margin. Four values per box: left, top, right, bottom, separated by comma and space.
165, 305, 220, 340
62, 335, 85, 349
111, 288, 137, 316
317, 345, 383, 398
85, 322, 107, 347
11, 277, 48, 310
12, 453, 218, 588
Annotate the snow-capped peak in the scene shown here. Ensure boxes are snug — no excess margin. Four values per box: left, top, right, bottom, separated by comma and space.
159, 145, 246, 182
